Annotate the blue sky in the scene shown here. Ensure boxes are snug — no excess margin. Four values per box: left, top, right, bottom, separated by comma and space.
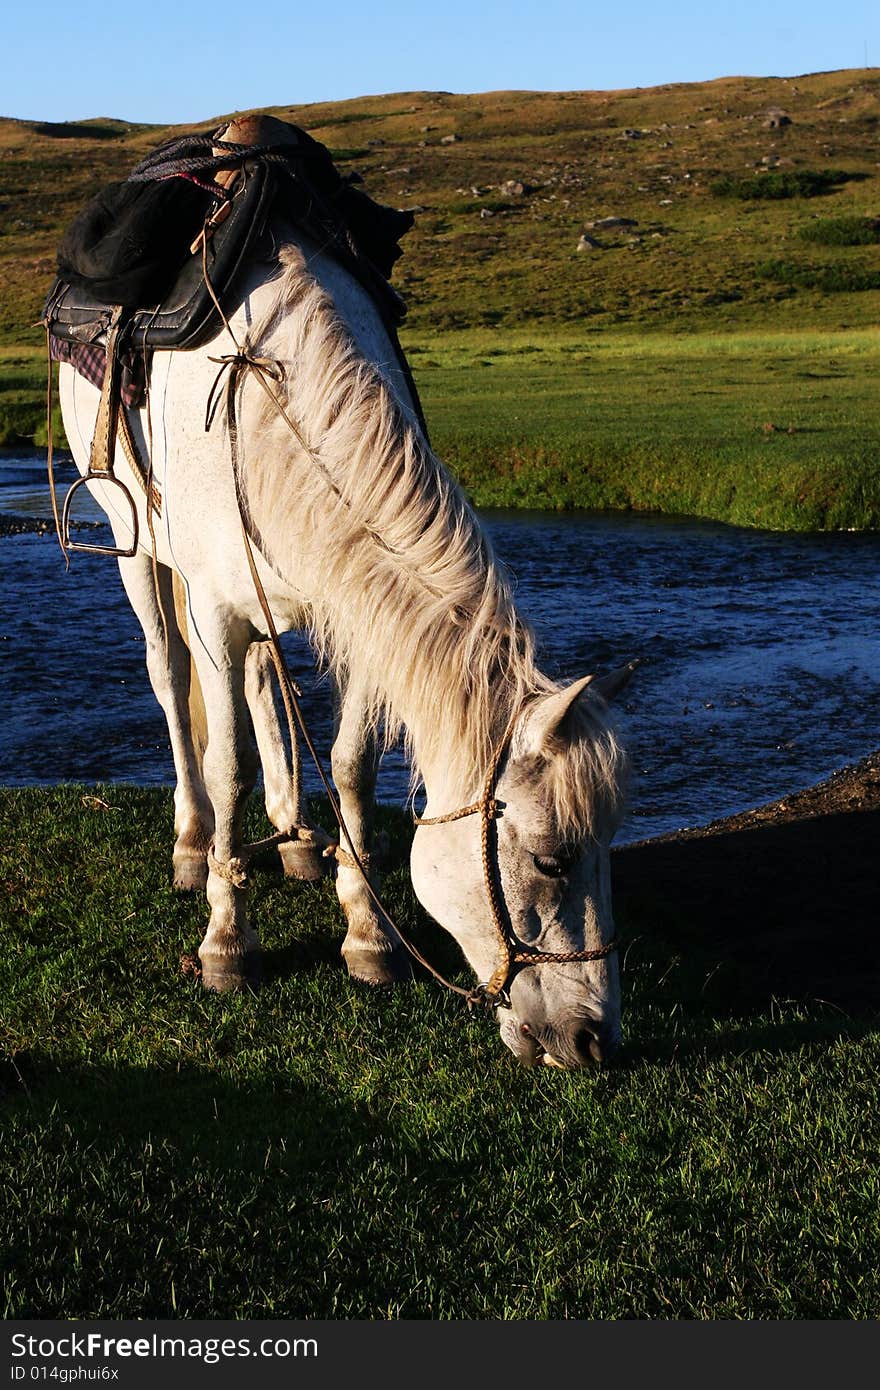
4, 0, 878, 124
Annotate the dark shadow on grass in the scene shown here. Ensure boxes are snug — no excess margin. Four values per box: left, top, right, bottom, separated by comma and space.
30, 122, 128, 140
261, 936, 345, 980
613, 806, 880, 1015
617, 1013, 878, 1069
0, 1056, 396, 1317
260, 911, 463, 990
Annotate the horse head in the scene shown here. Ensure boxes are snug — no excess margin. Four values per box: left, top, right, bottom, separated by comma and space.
410, 666, 634, 1068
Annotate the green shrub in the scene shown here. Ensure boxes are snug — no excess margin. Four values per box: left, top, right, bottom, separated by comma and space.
711, 170, 856, 200
799, 216, 880, 245
447, 198, 519, 215
757, 259, 880, 292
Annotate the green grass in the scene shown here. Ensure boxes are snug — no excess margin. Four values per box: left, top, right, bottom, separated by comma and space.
5, 329, 880, 531
0, 348, 58, 448
1, 786, 878, 1319
4, 71, 880, 1324
757, 260, 880, 294
4, 69, 880, 350
708, 169, 858, 199
410, 327, 880, 529
3, 70, 880, 528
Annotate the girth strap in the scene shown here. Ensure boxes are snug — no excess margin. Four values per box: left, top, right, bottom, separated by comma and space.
88, 305, 126, 477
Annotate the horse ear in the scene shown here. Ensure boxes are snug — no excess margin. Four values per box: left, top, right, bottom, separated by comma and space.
589, 660, 639, 705
520, 676, 599, 754
520, 663, 638, 755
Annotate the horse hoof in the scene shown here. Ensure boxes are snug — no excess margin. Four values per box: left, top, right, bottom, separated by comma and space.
278, 839, 330, 882
342, 944, 413, 986
198, 951, 262, 992
173, 856, 209, 892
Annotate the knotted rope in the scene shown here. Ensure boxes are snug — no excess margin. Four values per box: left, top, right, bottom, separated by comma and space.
207, 823, 340, 889
415, 708, 617, 1006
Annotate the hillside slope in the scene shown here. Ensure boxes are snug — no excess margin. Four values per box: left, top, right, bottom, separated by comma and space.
1, 70, 879, 343
2, 74, 879, 528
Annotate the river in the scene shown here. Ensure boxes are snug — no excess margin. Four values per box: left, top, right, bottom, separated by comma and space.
2, 449, 879, 844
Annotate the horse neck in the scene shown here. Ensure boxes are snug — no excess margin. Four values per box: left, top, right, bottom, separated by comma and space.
404, 673, 506, 817
242, 245, 548, 799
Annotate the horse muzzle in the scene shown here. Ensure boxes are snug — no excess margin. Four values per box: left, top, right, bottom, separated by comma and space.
500, 1013, 621, 1069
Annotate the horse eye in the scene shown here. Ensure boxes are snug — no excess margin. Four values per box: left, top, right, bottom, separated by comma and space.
533, 851, 574, 878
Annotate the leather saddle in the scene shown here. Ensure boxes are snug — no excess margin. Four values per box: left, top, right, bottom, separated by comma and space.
43, 115, 426, 556
44, 153, 275, 355
45, 113, 413, 355
45, 114, 368, 356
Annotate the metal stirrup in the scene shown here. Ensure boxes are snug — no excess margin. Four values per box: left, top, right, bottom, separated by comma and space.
62, 304, 140, 558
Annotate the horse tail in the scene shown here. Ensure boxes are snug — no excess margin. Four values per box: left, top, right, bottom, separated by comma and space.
171, 571, 208, 767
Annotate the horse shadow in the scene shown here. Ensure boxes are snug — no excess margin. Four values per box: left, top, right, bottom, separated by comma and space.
612, 803, 880, 1056
0, 1053, 403, 1317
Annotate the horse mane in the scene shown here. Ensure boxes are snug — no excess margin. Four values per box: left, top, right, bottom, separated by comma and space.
241, 243, 625, 830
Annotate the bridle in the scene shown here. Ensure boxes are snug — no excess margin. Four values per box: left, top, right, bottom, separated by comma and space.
412, 706, 618, 1010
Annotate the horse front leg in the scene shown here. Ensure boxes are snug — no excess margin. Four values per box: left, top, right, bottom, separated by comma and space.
244, 642, 327, 882
190, 617, 261, 990
117, 558, 214, 890
331, 681, 410, 985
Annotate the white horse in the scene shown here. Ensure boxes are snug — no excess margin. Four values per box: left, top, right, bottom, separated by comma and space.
59, 232, 632, 1067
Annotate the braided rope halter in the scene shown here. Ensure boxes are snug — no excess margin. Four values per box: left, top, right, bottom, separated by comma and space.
414, 706, 618, 1010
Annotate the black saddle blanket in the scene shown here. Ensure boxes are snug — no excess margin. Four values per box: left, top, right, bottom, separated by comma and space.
44, 118, 415, 361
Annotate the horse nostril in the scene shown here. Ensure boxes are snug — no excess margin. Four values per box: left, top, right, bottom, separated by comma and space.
577, 1026, 620, 1066
574, 1027, 597, 1061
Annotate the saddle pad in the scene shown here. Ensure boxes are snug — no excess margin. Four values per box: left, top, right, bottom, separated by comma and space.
44, 160, 275, 354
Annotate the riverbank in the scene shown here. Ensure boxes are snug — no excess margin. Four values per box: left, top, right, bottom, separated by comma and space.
0, 513, 54, 536
4, 324, 880, 530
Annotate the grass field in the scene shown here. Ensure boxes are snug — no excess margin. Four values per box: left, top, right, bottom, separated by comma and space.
411, 326, 880, 528
1, 69, 879, 529
5, 326, 880, 529
3, 72, 880, 345
2, 786, 878, 1319
2, 72, 879, 1322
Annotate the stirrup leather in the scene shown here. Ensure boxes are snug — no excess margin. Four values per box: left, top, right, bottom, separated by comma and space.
62, 304, 140, 558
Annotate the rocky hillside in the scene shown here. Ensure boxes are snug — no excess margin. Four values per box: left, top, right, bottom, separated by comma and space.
1, 69, 878, 343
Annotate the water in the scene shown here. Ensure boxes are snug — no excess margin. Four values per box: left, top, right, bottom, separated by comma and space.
3, 449, 879, 844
